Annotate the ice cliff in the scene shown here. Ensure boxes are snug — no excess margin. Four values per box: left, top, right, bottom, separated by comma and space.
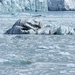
0, 0, 48, 12
0, 0, 75, 12
48, 0, 75, 11
64, 0, 75, 10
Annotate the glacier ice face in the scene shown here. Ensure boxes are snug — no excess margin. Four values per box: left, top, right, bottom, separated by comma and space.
0, 0, 48, 12
64, 0, 75, 10
0, 0, 75, 12
48, 0, 75, 11
48, 0, 65, 10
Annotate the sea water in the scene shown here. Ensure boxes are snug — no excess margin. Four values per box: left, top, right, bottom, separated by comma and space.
0, 11, 75, 75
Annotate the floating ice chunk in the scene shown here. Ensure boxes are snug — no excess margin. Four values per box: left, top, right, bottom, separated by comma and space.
60, 70, 67, 74
0, 58, 8, 63
38, 46, 48, 49
36, 28, 45, 34
57, 26, 75, 35
67, 63, 75, 67
28, 29, 36, 34
36, 27, 57, 35
59, 52, 71, 56
44, 27, 50, 35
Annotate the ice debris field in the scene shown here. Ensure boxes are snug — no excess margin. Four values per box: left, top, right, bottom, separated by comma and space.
0, 11, 75, 75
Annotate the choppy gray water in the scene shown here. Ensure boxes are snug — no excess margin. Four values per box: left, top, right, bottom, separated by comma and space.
0, 11, 75, 75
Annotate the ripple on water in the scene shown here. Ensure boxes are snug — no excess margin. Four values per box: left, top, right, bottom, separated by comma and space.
3, 59, 32, 66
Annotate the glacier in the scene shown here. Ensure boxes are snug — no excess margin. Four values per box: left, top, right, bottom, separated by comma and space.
0, 0, 48, 12
64, 0, 75, 10
0, 0, 75, 12
48, 0, 75, 11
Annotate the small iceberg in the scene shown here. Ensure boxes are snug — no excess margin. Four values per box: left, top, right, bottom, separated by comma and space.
5, 18, 75, 35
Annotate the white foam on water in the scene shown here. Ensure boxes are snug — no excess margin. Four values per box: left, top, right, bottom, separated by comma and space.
0, 58, 8, 63
67, 63, 75, 67
60, 70, 67, 74
59, 52, 71, 56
